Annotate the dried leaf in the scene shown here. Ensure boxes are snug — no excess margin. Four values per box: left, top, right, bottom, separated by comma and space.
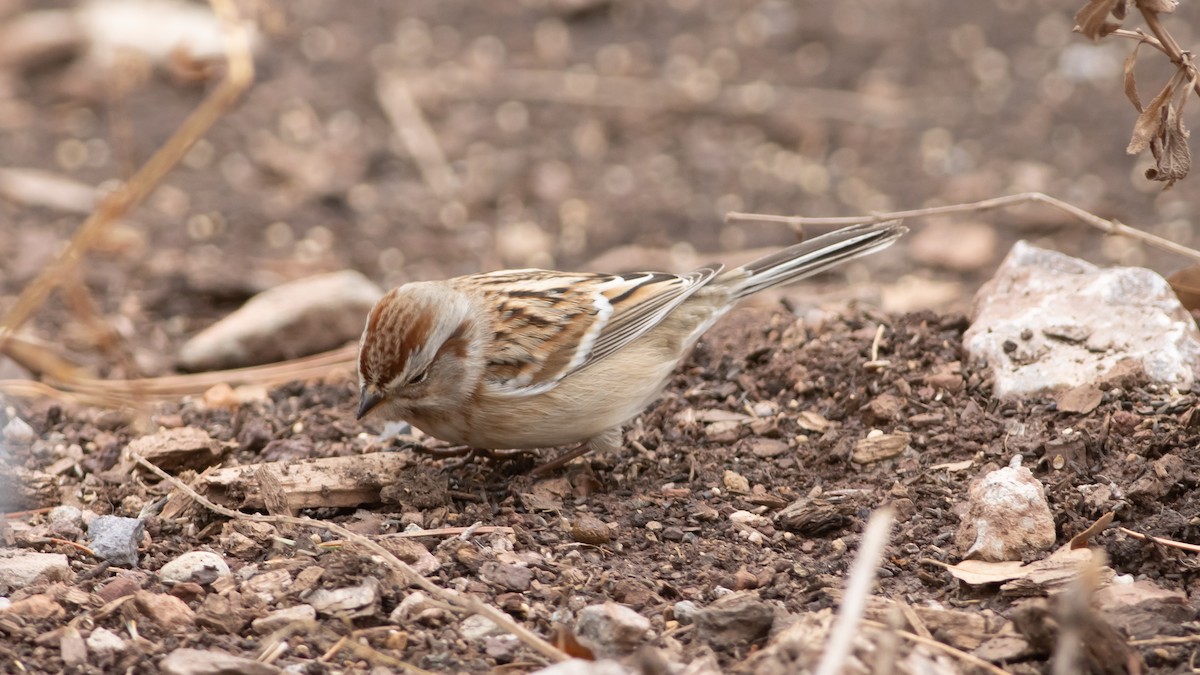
1146, 100, 1191, 185
1075, 0, 1126, 40
1068, 511, 1115, 549
1136, 0, 1177, 12
1167, 264, 1200, 310
940, 559, 1029, 585
1127, 76, 1177, 154
1123, 41, 1143, 111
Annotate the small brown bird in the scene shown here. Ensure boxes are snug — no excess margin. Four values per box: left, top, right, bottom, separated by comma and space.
357, 221, 905, 472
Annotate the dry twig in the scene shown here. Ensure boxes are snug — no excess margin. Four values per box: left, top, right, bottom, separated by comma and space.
129, 449, 568, 665
726, 191, 1200, 264
814, 507, 895, 675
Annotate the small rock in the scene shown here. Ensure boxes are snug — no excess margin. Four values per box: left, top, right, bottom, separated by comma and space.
97, 574, 142, 603
134, 591, 195, 630
722, 470, 750, 492
303, 577, 379, 618
964, 241, 1200, 396
747, 438, 788, 458
60, 626, 87, 669
570, 515, 612, 545
693, 592, 775, 648
86, 627, 127, 656
480, 562, 533, 592
2, 416, 34, 445
672, 600, 699, 625
956, 456, 1056, 562
251, 604, 317, 634
575, 602, 651, 658
159, 647, 282, 675
178, 270, 384, 370
4, 594, 65, 619
88, 515, 145, 567
0, 550, 69, 587
158, 551, 230, 585
461, 614, 502, 640
389, 590, 447, 624
48, 505, 83, 528
865, 394, 904, 423
851, 431, 911, 464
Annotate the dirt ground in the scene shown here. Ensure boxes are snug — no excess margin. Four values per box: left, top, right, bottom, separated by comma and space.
3, 0, 1200, 673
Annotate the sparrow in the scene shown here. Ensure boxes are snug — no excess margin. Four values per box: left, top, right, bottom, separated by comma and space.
356, 221, 905, 473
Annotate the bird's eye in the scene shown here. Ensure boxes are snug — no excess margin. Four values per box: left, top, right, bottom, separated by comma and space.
407, 370, 428, 386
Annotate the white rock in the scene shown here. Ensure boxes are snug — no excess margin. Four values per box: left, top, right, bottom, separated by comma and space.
159, 647, 281, 675
575, 602, 651, 658
955, 456, 1056, 562
2, 417, 34, 445
304, 577, 380, 618
86, 627, 127, 656
251, 604, 316, 634
964, 241, 1200, 396
178, 270, 384, 370
158, 551, 230, 585
0, 550, 69, 587
48, 505, 83, 528
460, 614, 502, 640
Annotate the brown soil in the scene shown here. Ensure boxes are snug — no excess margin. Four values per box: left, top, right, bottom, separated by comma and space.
3, 1, 1200, 673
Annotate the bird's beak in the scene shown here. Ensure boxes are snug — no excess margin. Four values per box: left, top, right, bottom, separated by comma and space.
357, 388, 383, 420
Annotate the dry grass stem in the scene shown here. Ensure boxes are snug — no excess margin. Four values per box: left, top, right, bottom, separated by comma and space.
377, 75, 460, 198
726, 191, 1200, 264
129, 448, 569, 665
814, 506, 894, 675
860, 619, 1010, 675
1118, 526, 1200, 553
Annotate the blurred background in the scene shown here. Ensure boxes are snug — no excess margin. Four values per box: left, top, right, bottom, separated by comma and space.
1, 0, 1198, 378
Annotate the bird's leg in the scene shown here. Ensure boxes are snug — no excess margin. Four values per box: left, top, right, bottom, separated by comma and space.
531, 427, 621, 476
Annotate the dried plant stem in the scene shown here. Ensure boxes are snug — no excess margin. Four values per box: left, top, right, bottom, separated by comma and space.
0, 0, 254, 358
1118, 526, 1200, 553
814, 507, 894, 675
130, 449, 568, 665
860, 619, 1010, 675
726, 191, 1200, 264
377, 75, 459, 198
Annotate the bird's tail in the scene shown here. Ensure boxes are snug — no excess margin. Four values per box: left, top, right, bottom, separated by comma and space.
728, 220, 907, 300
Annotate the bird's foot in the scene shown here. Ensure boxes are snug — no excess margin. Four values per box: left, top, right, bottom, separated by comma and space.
530, 443, 593, 476
409, 445, 538, 472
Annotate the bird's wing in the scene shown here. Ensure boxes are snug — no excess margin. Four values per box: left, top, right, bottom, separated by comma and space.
458, 267, 721, 397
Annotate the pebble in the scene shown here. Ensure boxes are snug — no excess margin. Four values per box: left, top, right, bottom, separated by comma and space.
693, 592, 775, 648
87, 515, 145, 568
460, 614, 502, 640
575, 602, 651, 658
722, 470, 750, 492
303, 577, 379, 618
158, 551, 230, 585
251, 604, 317, 634
86, 627, 127, 656
570, 514, 612, 545
672, 600, 699, 625
479, 562, 533, 592
133, 591, 195, 630
955, 456, 1056, 562
2, 416, 34, 445
0, 550, 69, 587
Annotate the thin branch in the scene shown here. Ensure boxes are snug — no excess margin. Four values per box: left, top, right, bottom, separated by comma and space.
1118, 526, 1200, 553
860, 619, 1011, 675
726, 191, 1200, 264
